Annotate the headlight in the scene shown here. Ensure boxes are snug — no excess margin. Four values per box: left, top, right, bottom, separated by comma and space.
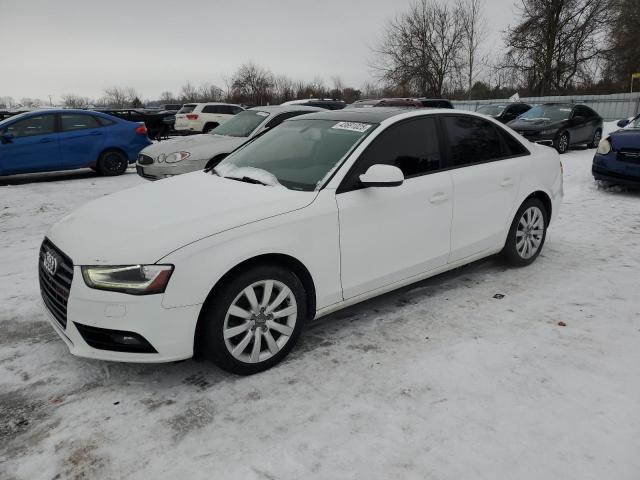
81, 265, 174, 295
540, 129, 557, 136
164, 151, 191, 163
596, 138, 612, 155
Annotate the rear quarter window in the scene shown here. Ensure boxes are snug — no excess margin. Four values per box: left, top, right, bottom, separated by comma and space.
178, 104, 197, 114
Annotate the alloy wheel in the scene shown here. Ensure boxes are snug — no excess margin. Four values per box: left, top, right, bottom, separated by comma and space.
516, 206, 545, 259
558, 134, 569, 153
223, 280, 297, 363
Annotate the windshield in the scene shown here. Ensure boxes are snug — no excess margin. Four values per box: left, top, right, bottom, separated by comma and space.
626, 116, 640, 129
477, 105, 506, 116
210, 110, 269, 137
519, 105, 572, 122
214, 119, 375, 191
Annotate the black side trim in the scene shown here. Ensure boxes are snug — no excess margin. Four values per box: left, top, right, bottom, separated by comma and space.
74, 323, 158, 353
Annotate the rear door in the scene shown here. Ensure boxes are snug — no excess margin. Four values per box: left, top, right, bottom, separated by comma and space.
58, 113, 106, 169
0, 113, 60, 175
336, 116, 453, 298
443, 115, 527, 263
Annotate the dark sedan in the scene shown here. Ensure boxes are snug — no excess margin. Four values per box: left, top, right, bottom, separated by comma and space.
477, 102, 531, 124
508, 103, 603, 154
592, 117, 640, 188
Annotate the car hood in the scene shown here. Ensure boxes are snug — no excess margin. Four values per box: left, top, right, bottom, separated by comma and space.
141, 134, 246, 160
609, 129, 640, 149
508, 119, 564, 130
47, 172, 317, 265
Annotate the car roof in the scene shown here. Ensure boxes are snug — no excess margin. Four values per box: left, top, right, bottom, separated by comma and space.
288, 107, 420, 123
247, 105, 324, 114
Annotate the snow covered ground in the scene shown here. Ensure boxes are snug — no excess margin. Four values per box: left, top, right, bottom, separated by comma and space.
1, 123, 639, 479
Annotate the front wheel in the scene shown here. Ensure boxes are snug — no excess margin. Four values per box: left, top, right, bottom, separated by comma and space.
96, 150, 128, 176
197, 265, 307, 375
502, 198, 548, 267
555, 132, 569, 154
587, 129, 602, 149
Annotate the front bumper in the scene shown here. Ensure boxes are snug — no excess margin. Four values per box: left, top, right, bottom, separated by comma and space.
42, 266, 202, 363
136, 158, 207, 180
592, 153, 640, 187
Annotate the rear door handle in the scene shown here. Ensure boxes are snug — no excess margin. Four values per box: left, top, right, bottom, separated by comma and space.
429, 192, 449, 204
500, 177, 514, 187
40, 138, 54, 143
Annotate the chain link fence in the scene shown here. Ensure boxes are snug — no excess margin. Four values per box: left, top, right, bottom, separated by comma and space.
452, 93, 640, 121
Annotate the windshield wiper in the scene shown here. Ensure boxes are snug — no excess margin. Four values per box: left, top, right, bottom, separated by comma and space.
227, 176, 269, 186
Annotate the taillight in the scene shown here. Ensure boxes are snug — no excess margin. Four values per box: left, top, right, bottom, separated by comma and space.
186, 114, 199, 120
135, 124, 147, 135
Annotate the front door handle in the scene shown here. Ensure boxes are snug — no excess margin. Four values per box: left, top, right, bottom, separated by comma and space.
500, 177, 514, 187
40, 138, 54, 143
429, 192, 449, 204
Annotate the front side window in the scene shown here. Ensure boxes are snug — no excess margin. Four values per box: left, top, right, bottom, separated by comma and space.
343, 117, 442, 191
60, 114, 101, 132
215, 119, 374, 191
443, 115, 503, 166
3, 114, 55, 138
210, 110, 270, 137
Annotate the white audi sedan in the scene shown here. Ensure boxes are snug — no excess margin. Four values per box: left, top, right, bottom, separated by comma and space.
40, 108, 562, 374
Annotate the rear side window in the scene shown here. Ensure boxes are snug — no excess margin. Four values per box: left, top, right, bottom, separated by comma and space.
4, 114, 55, 138
178, 104, 197, 114
60, 114, 101, 132
497, 128, 529, 156
442, 115, 503, 166
96, 116, 115, 126
343, 117, 442, 190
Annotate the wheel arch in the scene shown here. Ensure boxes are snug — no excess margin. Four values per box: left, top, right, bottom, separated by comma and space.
93, 146, 130, 167
526, 190, 552, 222
193, 253, 317, 352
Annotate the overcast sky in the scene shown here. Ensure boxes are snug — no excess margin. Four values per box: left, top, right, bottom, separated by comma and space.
0, 0, 519, 102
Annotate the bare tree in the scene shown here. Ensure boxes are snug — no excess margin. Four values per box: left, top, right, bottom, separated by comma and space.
273, 75, 296, 103
197, 83, 223, 102
0, 96, 16, 108
102, 86, 135, 108
179, 82, 199, 103
604, 0, 640, 89
372, 0, 466, 97
61, 94, 90, 108
159, 91, 177, 103
230, 62, 274, 105
461, 0, 488, 98
503, 0, 612, 95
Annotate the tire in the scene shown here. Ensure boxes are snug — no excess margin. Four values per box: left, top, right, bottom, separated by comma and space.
96, 150, 128, 176
555, 132, 570, 154
587, 128, 602, 149
198, 265, 308, 375
203, 123, 219, 134
502, 198, 548, 267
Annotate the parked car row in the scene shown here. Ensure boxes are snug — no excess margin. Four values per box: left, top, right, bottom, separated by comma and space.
39, 106, 563, 374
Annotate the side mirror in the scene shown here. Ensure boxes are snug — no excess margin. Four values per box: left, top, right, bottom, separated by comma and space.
359, 164, 404, 188
0, 132, 14, 144
617, 118, 630, 128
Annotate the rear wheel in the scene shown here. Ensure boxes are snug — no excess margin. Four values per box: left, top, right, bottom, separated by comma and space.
198, 265, 307, 375
96, 150, 128, 176
555, 132, 569, 154
502, 198, 548, 267
587, 129, 602, 148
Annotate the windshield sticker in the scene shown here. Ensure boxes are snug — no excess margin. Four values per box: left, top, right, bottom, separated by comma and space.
255, 111, 269, 117
332, 122, 373, 133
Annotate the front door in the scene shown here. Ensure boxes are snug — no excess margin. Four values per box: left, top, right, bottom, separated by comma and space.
336, 117, 453, 299
0, 113, 60, 175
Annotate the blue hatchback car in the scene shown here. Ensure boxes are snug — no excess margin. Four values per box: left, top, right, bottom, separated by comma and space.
0, 109, 151, 177
593, 116, 640, 187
